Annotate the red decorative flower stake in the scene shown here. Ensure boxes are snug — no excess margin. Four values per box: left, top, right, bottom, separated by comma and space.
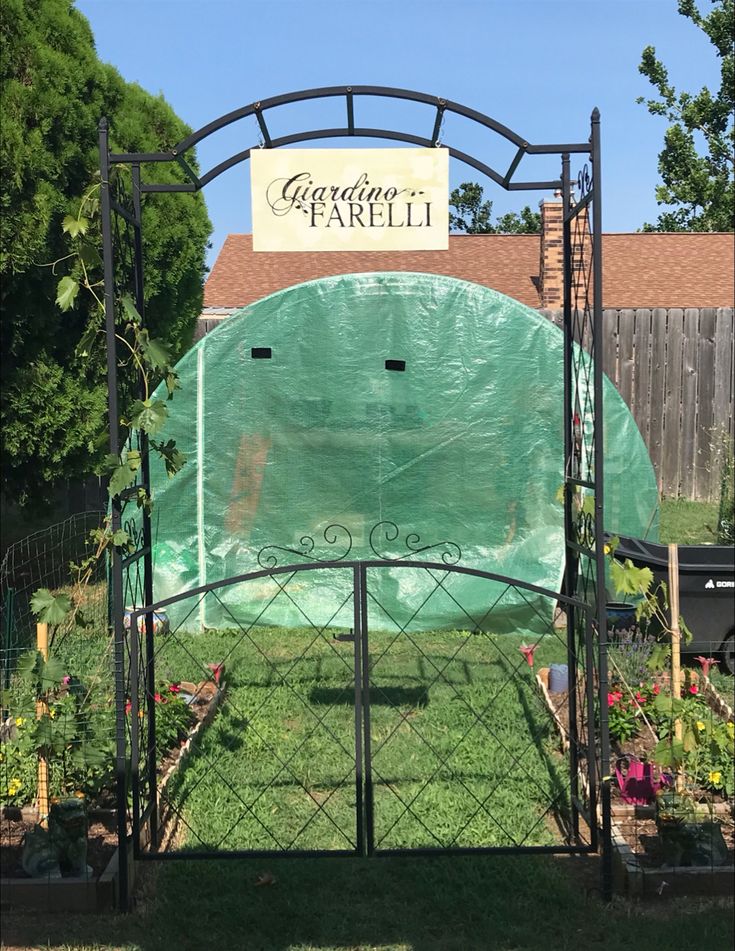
519, 644, 538, 668
694, 656, 719, 679
207, 662, 225, 685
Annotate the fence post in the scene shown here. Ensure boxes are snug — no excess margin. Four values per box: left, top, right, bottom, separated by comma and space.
2, 587, 16, 704
668, 544, 684, 793
36, 621, 50, 827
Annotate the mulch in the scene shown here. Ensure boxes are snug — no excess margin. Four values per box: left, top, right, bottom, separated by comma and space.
0, 689, 219, 882
0, 819, 117, 880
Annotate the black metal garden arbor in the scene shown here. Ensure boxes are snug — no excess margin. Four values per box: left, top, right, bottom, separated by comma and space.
99, 86, 609, 907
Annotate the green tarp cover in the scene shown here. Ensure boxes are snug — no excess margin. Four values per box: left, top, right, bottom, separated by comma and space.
146, 273, 658, 633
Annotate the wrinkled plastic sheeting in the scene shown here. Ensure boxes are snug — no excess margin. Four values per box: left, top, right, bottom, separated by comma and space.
146, 273, 659, 634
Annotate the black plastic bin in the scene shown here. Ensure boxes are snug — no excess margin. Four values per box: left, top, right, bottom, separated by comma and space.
612, 536, 735, 673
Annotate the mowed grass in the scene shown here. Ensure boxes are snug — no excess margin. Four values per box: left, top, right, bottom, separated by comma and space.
659, 497, 720, 544
154, 625, 571, 855
4, 855, 733, 951
7, 625, 734, 950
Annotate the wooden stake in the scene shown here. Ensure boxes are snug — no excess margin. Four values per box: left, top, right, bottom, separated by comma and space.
668, 544, 684, 792
36, 622, 49, 828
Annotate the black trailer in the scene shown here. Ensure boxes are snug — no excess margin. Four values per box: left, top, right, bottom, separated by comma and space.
612, 536, 735, 674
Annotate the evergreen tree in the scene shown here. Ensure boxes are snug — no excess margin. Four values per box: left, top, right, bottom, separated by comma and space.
1, 0, 211, 504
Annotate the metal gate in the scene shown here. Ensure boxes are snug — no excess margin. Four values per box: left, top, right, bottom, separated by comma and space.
101, 87, 607, 905
128, 556, 598, 862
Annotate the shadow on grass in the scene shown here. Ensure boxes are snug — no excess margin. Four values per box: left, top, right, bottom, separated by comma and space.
310, 684, 430, 707
4, 852, 733, 951
496, 652, 575, 842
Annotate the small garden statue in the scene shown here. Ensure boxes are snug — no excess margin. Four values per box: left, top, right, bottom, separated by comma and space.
22, 798, 91, 879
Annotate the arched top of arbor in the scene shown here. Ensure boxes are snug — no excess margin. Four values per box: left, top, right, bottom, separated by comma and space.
103, 85, 597, 194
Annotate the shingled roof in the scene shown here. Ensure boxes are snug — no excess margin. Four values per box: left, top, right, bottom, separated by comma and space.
203, 231, 734, 311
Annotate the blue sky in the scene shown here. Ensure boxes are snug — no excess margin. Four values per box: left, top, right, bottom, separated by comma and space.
76, 0, 719, 264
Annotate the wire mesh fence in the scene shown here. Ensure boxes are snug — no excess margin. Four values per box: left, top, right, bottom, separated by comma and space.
1, 511, 108, 656
1, 511, 117, 880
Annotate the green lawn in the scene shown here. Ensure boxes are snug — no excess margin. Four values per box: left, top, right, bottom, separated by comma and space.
659, 498, 720, 544
4, 499, 734, 949
157, 625, 571, 855
4, 855, 733, 951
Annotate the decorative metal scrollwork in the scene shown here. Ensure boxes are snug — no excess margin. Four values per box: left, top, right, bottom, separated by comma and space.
573, 508, 596, 551
256, 520, 462, 567
575, 162, 593, 199
368, 520, 461, 565
122, 516, 145, 552
257, 523, 353, 568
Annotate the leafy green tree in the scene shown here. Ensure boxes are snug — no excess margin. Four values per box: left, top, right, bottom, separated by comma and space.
0, 0, 211, 505
637, 0, 734, 231
449, 183, 541, 234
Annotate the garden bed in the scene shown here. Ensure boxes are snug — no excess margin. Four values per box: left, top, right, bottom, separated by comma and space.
0, 683, 224, 912
536, 666, 734, 896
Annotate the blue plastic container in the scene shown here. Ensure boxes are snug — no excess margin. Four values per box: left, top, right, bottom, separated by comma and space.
549, 663, 569, 693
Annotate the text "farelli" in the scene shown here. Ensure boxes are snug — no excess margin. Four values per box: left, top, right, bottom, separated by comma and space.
265, 171, 433, 229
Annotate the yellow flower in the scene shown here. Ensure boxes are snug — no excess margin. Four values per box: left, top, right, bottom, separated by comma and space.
727, 722, 734, 737
14, 717, 24, 728
603, 544, 611, 555
7, 778, 22, 796
696, 720, 705, 732
709, 770, 722, 785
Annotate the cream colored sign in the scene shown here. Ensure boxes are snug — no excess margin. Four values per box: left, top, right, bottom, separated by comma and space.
251, 148, 449, 252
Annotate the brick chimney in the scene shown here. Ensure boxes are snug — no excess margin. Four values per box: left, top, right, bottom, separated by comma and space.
539, 197, 564, 308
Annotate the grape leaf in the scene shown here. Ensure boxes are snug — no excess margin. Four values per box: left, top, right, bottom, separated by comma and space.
30, 588, 72, 625
610, 558, 653, 596
128, 399, 168, 435
108, 449, 141, 497
151, 438, 187, 477
111, 529, 132, 549
56, 276, 80, 311
120, 293, 142, 325
62, 215, 89, 238
165, 370, 180, 399
41, 655, 65, 686
141, 336, 171, 371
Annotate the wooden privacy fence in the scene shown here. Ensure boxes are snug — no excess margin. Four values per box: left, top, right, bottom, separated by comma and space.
539, 307, 733, 501
602, 308, 733, 502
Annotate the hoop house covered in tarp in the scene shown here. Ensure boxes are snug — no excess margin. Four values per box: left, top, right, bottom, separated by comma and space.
146, 273, 658, 632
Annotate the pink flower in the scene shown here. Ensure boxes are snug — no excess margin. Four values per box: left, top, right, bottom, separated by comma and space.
652, 683, 661, 696
169, 683, 181, 694
125, 701, 132, 715
688, 684, 698, 695
154, 692, 163, 703
607, 690, 623, 707
635, 691, 646, 704
519, 644, 538, 668
694, 656, 719, 678
62, 675, 71, 685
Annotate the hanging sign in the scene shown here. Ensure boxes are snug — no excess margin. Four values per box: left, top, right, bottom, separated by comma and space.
251, 147, 449, 252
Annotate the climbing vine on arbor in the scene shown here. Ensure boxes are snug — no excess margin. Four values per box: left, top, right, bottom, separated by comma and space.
32, 171, 186, 627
